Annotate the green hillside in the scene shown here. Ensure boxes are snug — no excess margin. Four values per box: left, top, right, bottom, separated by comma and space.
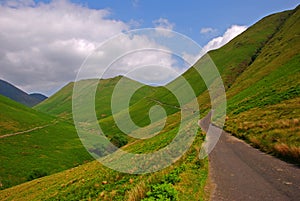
35, 6, 300, 164
183, 6, 300, 164
0, 95, 93, 189
0, 95, 52, 135
220, 7, 300, 163
1, 5, 299, 200
0, 135, 208, 201
2, 98, 209, 200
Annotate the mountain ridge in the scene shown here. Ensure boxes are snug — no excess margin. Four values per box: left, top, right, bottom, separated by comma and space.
0, 79, 47, 107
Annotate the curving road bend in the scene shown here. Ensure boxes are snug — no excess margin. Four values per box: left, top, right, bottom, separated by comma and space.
200, 114, 300, 201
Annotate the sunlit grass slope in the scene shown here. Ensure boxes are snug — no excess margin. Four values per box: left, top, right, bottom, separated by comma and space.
223, 6, 300, 164
182, 6, 300, 164
0, 108, 209, 201
0, 95, 93, 189
0, 95, 52, 135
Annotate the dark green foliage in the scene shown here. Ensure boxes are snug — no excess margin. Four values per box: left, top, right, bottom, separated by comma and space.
26, 169, 48, 181
110, 134, 128, 147
163, 166, 186, 184
142, 183, 178, 201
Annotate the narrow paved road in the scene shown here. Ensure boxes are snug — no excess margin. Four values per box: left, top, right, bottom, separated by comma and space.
200, 114, 300, 201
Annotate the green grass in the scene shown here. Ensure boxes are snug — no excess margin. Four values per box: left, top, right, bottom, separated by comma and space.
221, 6, 300, 164
0, 96, 93, 189
225, 98, 300, 165
0, 95, 53, 135
0, 121, 93, 189
0, 126, 208, 201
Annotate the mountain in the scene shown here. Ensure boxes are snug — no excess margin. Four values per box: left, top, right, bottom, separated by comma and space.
0, 79, 47, 107
1, 5, 299, 200
29, 93, 47, 102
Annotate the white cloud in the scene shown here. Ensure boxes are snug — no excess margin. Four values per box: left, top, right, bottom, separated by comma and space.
153, 18, 175, 30
0, 0, 180, 96
0, 0, 131, 95
77, 33, 180, 86
202, 25, 247, 52
183, 25, 247, 65
200, 27, 216, 34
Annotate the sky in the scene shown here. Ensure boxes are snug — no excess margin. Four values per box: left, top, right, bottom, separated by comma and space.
0, 0, 299, 96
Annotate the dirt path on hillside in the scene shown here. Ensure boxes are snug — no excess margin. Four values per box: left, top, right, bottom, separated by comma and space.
199, 113, 300, 201
147, 98, 181, 109
0, 120, 58, 139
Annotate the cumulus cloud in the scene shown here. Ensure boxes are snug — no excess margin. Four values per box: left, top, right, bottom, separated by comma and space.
183, 25, 247, 65
202, 25, 247, 52
0, 0, 131, 95
0, 0, 180, 96
77, 33, 180, 85
153, 18, 175, 30
200, 27, 216, 34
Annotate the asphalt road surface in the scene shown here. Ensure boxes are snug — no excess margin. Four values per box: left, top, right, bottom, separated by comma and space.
199, 114, 300, 201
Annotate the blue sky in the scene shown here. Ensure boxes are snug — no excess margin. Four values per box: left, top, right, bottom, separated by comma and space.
35, 0, 299, 46
0, 0, 299, 95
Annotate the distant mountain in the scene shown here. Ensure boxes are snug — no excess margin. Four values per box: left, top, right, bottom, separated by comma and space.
29, 93, 48, 102
0, 79, 47, 107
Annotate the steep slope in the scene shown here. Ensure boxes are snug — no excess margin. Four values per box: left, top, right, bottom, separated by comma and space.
184, 8, 293, 93
182, 6, 300, 164
0, 95, 92, 189
0, 79, 46, 107
222, 6, 300, 164
0, 95, 53, 135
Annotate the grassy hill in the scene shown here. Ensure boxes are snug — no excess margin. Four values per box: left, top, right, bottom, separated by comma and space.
1, 5, 299, 200
219, 7, 300, 163
183, 6, 300, 164
0, 95, 93, 189
0, 95, 53, 135
0, 135, 208, 201
2, 92, 209, 200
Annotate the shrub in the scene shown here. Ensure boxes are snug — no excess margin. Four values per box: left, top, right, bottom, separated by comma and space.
163, 172, 181, 185
27, 169, 48, 181
110, 134, 128, 147
142, 183, 178, 201
163, 165, 185, 184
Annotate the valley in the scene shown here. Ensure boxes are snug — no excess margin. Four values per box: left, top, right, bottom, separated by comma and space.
0, 5, 299, 201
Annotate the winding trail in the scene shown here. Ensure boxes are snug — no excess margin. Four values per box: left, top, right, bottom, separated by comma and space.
0, 120, 58, 139
199, 114, 300, 201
